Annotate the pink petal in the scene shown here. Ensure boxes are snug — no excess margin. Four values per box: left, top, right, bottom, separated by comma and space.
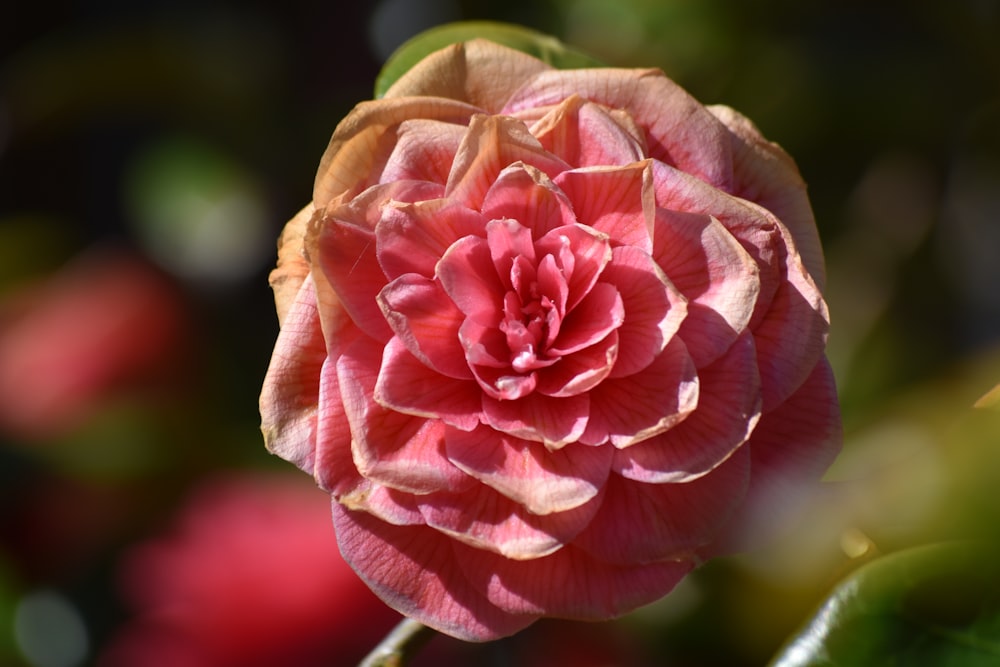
752, 258, 830, 411
453, 540, 693, 620
379, 119, 465, 185
534, 223, 612, 311
535, 331, 619, 397
482, 392, 589, 448
333, 505, 538, 642
580, 337, 698, 447
445, 115, 570, 210
503, 68, 733, 188
338, 336, 474, 494
314, 218, 392, 342
260, 275, 327, 475
481, 163, 577, 238
529, 94, 647, 167
654, 209, 760, 367
417, 482, 603, 559
437, 235, 504, 325
373, 336, 482, 432
701, 357, 841, 556
444, 427, 614, 514
600, 244, 687, 377
549, 282, 624, 356
613, 332, 761, 483
334, 180, 446, 230
314, 97, 479, 207
554, 163, 654, 253
339, 482, 426, 527
708, 104, 827, 288
486, 218, 536, 286
377, 274, 471, 379
574, 445, 751, 564
376, 199, 486, 280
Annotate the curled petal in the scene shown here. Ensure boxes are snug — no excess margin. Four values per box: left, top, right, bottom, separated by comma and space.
376, 200, 486, 280
534, 223, 612, 312
536, 331, 619, 397
613, 332, 761, 483
380, 119, 466, 185
548, 282, 623, 356
486, 218, 536, 288
445, 427, 614, 514
377, 274, 471, 379
446, 115, 570, 209
481, 163, 577, 237
653, 209, 759, 367
437, 235, 504, 325
339, 336, 473, 494
554, 162, 655, 254
599, 244, 686, 377
580, 337, 698, 448
417, 482, 603, 560
482, 392, 589, 449
530, 94, 647, 167
454, 540, 693, 620
333, 505, 538, 642
374, 336, 482, 431
574, 445, 751, 564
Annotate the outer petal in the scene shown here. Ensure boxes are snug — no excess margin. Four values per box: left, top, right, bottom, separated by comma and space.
529, 94, 647, 167
384, 39, 553, 113
580, 337, 698, 448
379, 119, 465, 185
269, 203, 313, 324
333, 505, 538, 642
260, 275, 326, 474
454, 540, 693, 620
314, 97, 480, 207
574, 444, 751, 564
339, 336, 473, 493
481, 392, 589, 448
701, 357, 842, 556
444, 427, 614, 514
707, 104, 826, 288
503, 68, 733, 189
417, 482, 603, 559
653, 209, 759, 368
613, 332, 761, 483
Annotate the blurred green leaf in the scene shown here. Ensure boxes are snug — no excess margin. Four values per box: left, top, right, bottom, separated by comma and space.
374, 21, 602, 98
771, 543, 1000, 666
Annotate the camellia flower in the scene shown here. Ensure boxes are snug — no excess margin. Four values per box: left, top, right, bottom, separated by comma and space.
260, 36, 841, 641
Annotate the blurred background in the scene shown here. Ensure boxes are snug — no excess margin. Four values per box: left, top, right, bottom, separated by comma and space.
2, 0, 999, 665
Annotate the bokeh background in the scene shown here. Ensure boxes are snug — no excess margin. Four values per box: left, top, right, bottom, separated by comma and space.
2, 1, 999, 665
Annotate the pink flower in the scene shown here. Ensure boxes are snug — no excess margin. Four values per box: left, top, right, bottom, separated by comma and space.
260, 39, 841, 641
99, 474, 401, 667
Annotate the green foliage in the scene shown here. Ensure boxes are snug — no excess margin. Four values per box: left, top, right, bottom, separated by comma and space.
373, 21, 603, 98
772, 543, 1000, 666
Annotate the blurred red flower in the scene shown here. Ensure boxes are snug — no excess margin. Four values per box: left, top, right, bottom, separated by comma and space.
0, 247, 187, 441
99, 473, 401, 667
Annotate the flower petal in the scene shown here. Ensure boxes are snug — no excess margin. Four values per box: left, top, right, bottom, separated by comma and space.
535, 331, 618, 397
333, 505, 537, 642
339, 336, 473, 493
380, 119, 465, 185
534, 223, 612, 312
482, 392, 589, 448
574, 445, 751, 564
529, 94, 647, 167
580, 337, 698, 447
503, 68, 733, 188
437, 235, 504, 325
554, 162, 655, 253
599, 244, 686, 377
548, 282, 623, 356
378, 274, 471, 379
376, 199, 486, 280
446, 115, 570, 210
444, 427, 614, 514
653, 209, 759, 367
481, 163, 577, 238
417, 482, 603, 559
453, 540, 693, 620
373, 336, 482, 431
613, 332, 761, 483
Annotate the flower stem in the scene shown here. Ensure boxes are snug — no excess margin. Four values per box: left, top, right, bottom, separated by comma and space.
358, 618, 436, 667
